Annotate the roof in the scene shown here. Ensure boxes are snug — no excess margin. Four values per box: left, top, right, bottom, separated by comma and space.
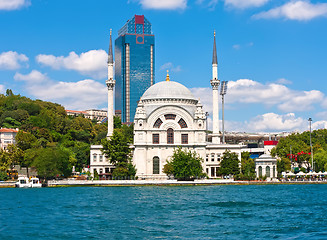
0, 128, 19, 133
141, 81, 196, 101
66, 110, 87, 114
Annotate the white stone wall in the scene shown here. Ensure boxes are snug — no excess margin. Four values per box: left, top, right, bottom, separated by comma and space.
255, 157, 277, 181
89, 145, 114, 177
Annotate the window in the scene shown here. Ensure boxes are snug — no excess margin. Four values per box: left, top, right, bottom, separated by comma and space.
93, 154, 97, 162
164, 114, 176, 120
211, 167, 215, 177
99, 155, 103, 162
181, 134, 188, 144
266, 166, 270, 178
153, 157, 159, 174
206, 168, 209, 174
99, 169, 103, 174
216, 167, 219, 177
259, 166, 262, 177
167, 128, 174, 144
178, 118, 187, 128
153, 134, 159, 144
217, 154, 221, 162
153, 118, 163, 128
206, 154, 209, 162
211, 153, 215, 162
105, 168, 110, 173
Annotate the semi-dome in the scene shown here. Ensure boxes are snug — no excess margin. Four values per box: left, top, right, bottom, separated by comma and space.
141, 81, 196, 101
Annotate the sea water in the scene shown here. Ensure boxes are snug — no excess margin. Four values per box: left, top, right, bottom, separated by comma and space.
1, 184, 327, 239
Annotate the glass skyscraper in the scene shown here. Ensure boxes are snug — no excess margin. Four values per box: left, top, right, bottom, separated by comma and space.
115, 15, 155, 123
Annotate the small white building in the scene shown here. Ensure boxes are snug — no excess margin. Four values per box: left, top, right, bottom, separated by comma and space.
89, 145, 115, 179
0, 128, 18, 150
254, 154, 277, 181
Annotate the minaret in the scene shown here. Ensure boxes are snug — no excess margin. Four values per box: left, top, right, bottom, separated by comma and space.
210, 31, 220, 144
106, 29, 115, 138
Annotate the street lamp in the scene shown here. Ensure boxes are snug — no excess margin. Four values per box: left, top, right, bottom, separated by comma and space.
220, 81, 228, 144
308, 118, 313, 171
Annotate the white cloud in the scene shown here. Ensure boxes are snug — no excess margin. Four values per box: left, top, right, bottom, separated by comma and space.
36, 50, 108, 79
191, 78, 325, 115
233, 44, 241, 50
224, 112, 311, 132
139, 0, 187, 10
160, 62, 182, 72
313, 120, 327, 130
253, 1, 327, 21
246, 112, 306, 132
26, 78, 107, 110
0, 84, 4, 93
228, 79, 324, 111
321, 98, 327, 109
14, 70, 48, 83
225, 0, 269, 9
276, 78, 292, 85
278, 90, 324, 112
0, 0, 30, 10
191, 87, 213, 114
0, 51, 28, 70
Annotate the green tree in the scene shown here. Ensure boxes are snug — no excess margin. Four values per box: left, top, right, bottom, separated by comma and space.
29, 147, 72, 179
313, 148, 327, 172
163, 147, 204, 180
114, 115, 122, 129
219, 150, 240, 176
238, 151, 256, 180
277, 157, 291, 175
101, 128, 136, 178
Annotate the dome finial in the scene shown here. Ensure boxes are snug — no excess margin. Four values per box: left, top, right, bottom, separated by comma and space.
166, 70, 170, 81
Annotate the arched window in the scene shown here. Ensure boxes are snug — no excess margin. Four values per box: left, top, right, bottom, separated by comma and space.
178, 118, 187, 128
153, 118, 163, 128
165, 114, 176, 120
259, 166, 262, 177
153, 157, 159, 174
167, 128, 174, 144
266, 166, 270, 178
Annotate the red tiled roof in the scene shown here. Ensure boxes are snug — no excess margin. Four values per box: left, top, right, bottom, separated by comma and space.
0, 128, 19, 133
66, 110, 87, 114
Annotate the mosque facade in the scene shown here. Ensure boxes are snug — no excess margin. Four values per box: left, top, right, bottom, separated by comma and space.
90, 31, 247, 180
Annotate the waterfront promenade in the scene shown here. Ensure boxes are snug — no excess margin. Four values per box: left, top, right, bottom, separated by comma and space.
2, 178, 326, 188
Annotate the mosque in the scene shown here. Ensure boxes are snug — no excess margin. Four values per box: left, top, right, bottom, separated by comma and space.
90, 32, 277, 180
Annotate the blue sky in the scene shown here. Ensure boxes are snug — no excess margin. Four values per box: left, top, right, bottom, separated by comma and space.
1, 0, 327, 133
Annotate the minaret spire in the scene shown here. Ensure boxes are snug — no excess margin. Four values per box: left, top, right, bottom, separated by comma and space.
210, 30, 220, 144
108, 29, 113, 65
212, 30, 218, 66
106, 29, 115, 138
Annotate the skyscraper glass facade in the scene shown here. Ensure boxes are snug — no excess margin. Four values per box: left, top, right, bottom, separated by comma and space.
115, 15, 155, 123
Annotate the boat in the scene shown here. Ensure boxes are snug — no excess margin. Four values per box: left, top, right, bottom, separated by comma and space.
29, 177, 42, 188
15, 177, 42, 188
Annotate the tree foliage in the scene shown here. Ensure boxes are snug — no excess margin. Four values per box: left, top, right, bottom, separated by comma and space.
218, 150, 240, 176
101, 125, 136, 178
236, 152, 255, 180
271, 129, 327, 172
163, 147, 204, 180
0, 90, 109, 176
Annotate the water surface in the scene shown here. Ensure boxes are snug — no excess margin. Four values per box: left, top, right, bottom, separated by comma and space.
1, 185, 327, 239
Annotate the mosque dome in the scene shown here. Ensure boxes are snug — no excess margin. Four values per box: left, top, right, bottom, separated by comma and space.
141, 80, 196, 101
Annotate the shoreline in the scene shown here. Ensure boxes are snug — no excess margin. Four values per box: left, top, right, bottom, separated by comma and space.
2, 179, 327, 188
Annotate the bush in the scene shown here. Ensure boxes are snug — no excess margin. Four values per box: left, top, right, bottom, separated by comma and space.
0, 171, 8, 181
